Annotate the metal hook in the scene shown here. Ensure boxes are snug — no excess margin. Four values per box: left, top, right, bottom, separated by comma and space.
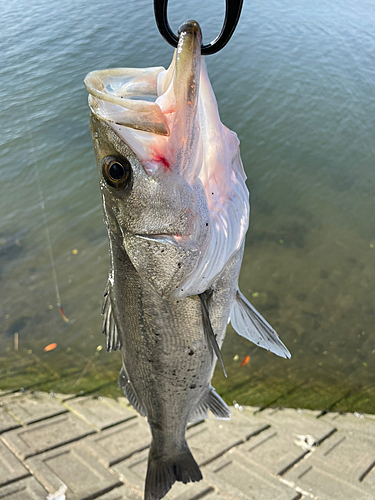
153, 0, 243, 55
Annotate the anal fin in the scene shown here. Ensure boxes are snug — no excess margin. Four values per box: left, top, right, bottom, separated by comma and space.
230, 289, 291, 359
189, 385, 231, 422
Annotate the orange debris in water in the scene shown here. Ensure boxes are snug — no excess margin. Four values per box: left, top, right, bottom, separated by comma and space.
241, 355, 250, 367
44, 343, 57, 352
58, 305, 70, 323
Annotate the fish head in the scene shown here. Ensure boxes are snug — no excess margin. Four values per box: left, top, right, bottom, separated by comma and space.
85, 20, 249, 298
89, 112, 208, 296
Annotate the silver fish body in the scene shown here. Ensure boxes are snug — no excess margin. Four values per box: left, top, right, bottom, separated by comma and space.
85, 20, 290, 500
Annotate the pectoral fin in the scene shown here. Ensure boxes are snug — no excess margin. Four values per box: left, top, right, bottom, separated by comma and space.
199, 294, 227, 377
230, 290, 291, 359
101, 284, 121, 352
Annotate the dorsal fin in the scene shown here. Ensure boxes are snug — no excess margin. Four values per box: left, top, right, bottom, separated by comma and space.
101, 283, 121, 352
199, 294, 227, 377
230, 289, 291, 359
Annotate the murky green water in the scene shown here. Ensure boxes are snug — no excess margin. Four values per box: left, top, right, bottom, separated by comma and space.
1, 0, 375, 412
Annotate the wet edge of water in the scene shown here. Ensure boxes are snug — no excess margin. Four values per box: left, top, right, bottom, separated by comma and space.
1, 347, 374, 414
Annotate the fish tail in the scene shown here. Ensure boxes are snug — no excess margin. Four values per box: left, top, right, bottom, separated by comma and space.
144, 440, 202, 500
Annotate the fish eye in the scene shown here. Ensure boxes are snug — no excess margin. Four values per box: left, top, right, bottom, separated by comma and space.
102, 156, 132, 190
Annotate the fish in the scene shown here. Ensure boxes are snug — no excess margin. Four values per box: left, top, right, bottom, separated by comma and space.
84, 20, 290, 500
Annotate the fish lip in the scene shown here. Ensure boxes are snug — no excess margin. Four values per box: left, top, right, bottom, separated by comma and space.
178, 20, 201, 36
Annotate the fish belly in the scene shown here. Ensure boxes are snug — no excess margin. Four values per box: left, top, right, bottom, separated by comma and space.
113, 248, 211, 440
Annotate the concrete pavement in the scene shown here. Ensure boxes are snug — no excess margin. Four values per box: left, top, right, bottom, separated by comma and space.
0, 390, 374, 499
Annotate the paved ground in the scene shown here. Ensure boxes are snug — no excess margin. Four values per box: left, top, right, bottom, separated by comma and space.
0, 390, 374, 500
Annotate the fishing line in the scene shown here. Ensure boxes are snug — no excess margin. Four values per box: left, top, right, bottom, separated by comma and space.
23, 102, 70, 323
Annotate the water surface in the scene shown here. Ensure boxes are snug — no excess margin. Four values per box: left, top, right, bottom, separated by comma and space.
1, 0, 375, 412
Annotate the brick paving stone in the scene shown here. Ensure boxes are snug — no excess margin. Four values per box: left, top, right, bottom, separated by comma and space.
0, 391, 13, 398
0, 408, 20, 434
294, 408, 323, 418
26, 443, 122, 500
111, 448, 165, 489
117, 397, 132, 409
219, 407, 270, 441
232, 426, 309, 477
0, 392, 67, 425
1, 413, 95, 460
228, 407, 336, 476
204, 492, 241, 500
0, 441, 30, 487
235, 406, 262, 416
284, 460, 373, 500
0, 391, 373, 500
186, 420, 243, 466
0, 476, 48, 499
205, 453, 300, 500
320, 412, 375, 437
81, 417, 151, 467
50, 392, 77, 402
65, 396, 136, 430
257, 407, 336, 442
164, 480, 214, 499
284, 426, 375, 498
364, 466, 375, 488
97, 483, 218, 500
96, 485, 142, 499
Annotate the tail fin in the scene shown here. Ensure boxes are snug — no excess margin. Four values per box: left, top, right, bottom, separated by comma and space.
145, 441, 202, 500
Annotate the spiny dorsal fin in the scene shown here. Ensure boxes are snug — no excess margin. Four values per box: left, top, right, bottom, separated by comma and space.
189, 385, 231, 422
230, 289, 291, 359
101, 283, 121, 352
199, 294, 227, 377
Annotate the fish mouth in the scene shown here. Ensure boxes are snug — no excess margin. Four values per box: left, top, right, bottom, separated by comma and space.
84, 21, 202, 139
84, 67, 169, 136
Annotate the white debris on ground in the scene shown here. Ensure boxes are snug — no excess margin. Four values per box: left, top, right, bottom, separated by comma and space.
47, 484, 67, 500
293, 434, 318, 451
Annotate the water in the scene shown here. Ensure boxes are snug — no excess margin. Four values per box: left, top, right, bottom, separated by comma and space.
1, 0, 375, 412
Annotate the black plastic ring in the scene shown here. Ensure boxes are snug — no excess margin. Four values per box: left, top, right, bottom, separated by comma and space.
154, 0, 243, 55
